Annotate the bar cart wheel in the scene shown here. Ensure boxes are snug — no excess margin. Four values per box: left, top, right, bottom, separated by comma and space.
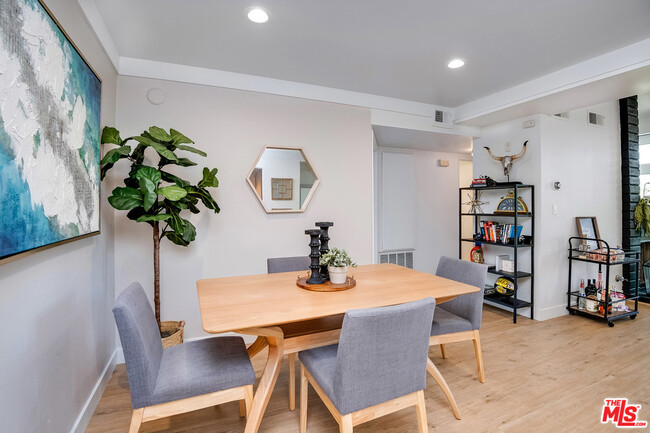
568, 310, 575, 315
608, 321, 615, 327
631, 315, 637, 320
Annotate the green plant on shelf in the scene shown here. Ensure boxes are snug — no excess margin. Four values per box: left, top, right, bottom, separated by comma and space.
634, 197, 650, 235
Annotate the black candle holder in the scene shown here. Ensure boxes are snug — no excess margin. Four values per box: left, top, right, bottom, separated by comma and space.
305, 229, 326, 284
316, 222, 333, 279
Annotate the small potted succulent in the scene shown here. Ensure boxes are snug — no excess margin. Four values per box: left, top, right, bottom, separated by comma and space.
320, 248, 357, 284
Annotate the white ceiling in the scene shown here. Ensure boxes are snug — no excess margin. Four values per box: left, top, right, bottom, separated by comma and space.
93, 0, 650, 108
373, 126, 472, 154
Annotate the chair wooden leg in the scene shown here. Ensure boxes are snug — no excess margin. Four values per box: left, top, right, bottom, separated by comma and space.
129, 408, 144, 433
415, 390, 429, 433
440, 343, 448, 359
239, 400, 246, 417
300, 363, 309, 433
244, 384, 254, 418
289, 353, 296, 410
244, 335, 284, 433
339, 414, 353, 433
472, 330, 486, 383
426, 358, 461, 420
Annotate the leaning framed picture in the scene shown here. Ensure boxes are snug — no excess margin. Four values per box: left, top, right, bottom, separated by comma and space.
575, 217, 602, 250
271, 178, 294, 200
0, 0, 102, 264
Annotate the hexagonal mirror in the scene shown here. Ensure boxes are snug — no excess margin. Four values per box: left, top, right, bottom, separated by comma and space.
246, 146, 320, 213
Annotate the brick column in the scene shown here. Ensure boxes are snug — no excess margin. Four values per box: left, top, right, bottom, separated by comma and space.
620, 96, 641, 295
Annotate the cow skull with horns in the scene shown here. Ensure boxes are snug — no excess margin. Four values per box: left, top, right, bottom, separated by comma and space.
484, 140, 528, 179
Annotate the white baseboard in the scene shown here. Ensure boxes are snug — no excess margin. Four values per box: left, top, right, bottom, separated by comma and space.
535, 304, 569, 321
115, 332, 257, 364
69, 349, 117, 433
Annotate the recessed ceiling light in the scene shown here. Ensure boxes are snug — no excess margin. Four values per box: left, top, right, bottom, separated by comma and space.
447, 59, 465, 69
247, 7, 269, 23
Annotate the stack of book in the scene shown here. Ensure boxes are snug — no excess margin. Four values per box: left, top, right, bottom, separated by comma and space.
470, 176, 497, 188
470, 178, 488, 188
479, 221, 523, 244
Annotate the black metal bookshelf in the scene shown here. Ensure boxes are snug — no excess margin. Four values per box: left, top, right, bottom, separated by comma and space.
566, 237, 640, 327
459, 184, 535, 323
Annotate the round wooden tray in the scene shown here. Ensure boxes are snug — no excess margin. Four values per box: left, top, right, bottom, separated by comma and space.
296, 276, 356, 292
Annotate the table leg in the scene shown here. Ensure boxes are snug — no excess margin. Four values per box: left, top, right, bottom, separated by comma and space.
247, 336, 269, 358
426, 358, 461, 420
244, 334, 284, 433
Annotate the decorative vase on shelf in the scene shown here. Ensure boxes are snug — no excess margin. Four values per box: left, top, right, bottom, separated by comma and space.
328, 265, 348, 284
470, 242, 484, 264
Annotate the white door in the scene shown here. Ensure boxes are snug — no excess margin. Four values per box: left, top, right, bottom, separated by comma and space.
380, 151, 415, 252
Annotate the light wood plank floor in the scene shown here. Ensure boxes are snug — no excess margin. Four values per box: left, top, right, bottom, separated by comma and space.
86, 304, 650, 432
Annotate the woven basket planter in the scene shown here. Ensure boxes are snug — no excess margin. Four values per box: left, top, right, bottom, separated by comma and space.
160, 320, 185, 348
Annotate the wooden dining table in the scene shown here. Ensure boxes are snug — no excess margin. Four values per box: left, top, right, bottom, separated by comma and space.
196, 263, 479, 433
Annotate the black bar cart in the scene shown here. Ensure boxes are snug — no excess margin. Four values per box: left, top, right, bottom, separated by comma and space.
567, 237, 640, 327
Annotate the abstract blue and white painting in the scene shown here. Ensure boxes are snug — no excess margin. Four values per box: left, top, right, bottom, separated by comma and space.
0, 0, 101, 261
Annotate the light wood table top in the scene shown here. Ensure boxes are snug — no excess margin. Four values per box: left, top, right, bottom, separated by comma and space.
197, 263, 479, 334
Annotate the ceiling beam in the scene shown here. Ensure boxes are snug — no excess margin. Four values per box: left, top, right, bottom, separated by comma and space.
454, 38, 650, 126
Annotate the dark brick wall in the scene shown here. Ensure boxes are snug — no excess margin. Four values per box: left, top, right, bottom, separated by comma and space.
620, 96, 644, 295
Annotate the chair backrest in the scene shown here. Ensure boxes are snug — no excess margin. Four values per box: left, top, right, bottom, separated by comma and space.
113, 283, 163, 408
333, 298, 435, 415
435, 256, 488, 329
267, 256, 311, 274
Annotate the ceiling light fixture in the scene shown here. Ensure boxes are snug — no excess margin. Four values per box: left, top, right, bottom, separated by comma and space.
447, 58, 465, 69
247, 7, 269, 23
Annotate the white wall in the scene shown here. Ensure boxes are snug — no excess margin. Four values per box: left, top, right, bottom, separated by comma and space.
473, 116, 541, 317
114, 76, 374, 340
376, 147, 471, 274
414, 150, 473, 273
0, 0, 117, 432
539, 102, 621, 319
473, 102, 621, 320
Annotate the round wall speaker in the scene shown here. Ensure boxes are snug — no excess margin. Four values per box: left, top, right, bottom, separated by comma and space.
146, 88, 166, 105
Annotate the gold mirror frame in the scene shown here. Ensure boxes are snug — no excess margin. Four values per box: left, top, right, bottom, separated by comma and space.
246, 146, 320, 214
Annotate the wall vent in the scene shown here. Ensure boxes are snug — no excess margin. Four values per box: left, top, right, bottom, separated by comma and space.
588, 111, 605, 126
433, 109, 453, 128
379, 251, 414, 269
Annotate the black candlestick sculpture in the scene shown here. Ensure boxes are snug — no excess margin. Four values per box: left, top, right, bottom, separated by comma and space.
316, 222, 333, 279
305, 229, 326, 284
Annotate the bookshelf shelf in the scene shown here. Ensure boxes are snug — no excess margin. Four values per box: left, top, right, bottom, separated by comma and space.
460, 213, 533, 217
459, 184, 535, 323
460, 239, 533, 248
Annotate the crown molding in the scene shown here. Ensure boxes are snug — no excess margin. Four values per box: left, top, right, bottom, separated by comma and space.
118, 57, 451, 118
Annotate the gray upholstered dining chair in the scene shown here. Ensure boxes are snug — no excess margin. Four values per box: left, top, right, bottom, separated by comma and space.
267, 256, 311, 274
431, 256, 488, 384
267, 255, 311, 411
114, 283, 256, 433
298, 298, 436, 433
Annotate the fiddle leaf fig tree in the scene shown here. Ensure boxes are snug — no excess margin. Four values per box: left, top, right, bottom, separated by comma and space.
101, 126, 220, 328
